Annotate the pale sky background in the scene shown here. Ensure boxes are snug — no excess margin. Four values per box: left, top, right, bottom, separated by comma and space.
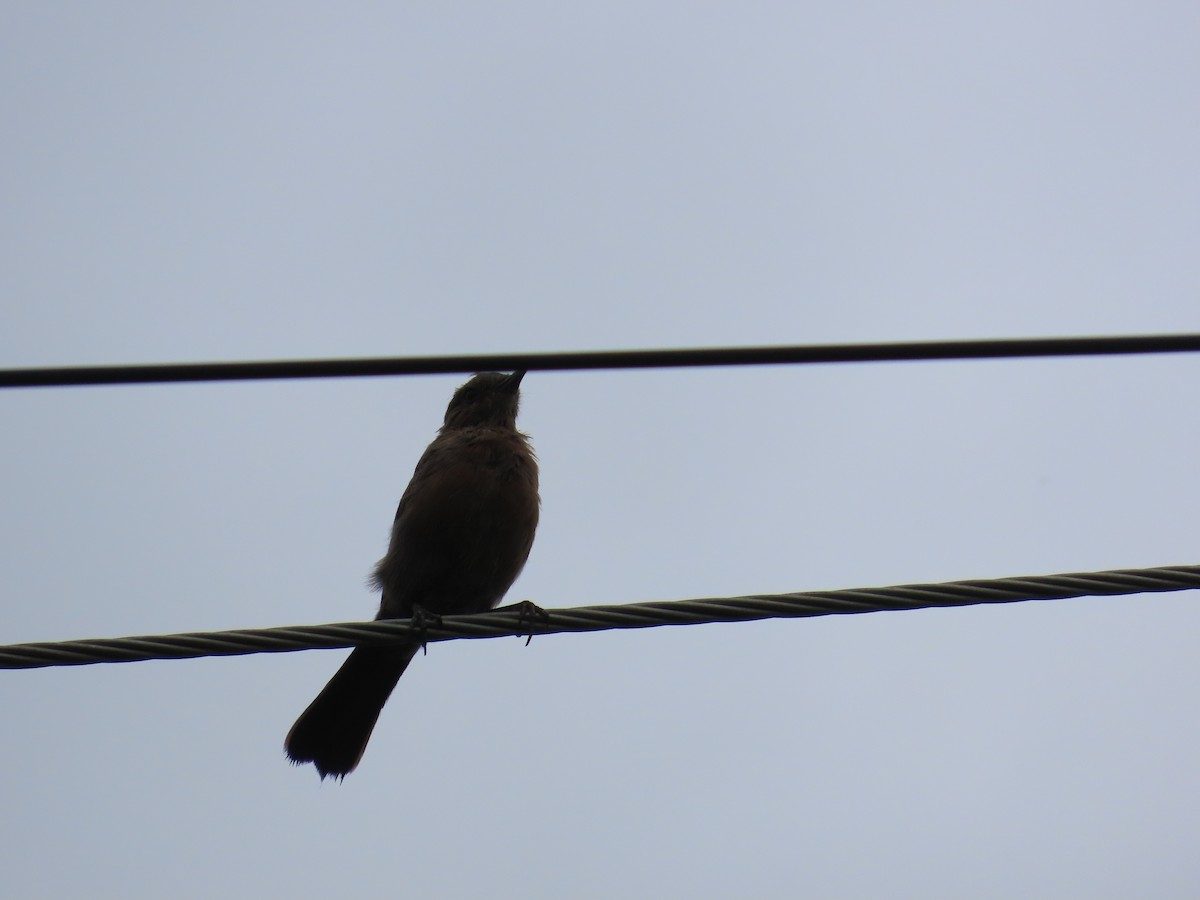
3, 3, 1200, 898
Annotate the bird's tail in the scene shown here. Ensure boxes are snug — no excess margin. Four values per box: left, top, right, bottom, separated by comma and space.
284, 643, 419, 779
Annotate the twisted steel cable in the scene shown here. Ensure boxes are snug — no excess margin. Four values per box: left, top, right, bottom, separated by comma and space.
2, 563, 1197, 670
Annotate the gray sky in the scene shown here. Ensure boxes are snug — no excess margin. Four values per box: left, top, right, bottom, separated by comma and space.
3, 2, 1199, 897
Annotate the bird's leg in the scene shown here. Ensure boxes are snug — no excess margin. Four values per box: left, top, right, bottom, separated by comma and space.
492, 600, 550, 646
408, 604, 444, 656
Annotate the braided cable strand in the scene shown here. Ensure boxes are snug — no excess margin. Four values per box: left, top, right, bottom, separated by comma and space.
2, 563, 1197, 670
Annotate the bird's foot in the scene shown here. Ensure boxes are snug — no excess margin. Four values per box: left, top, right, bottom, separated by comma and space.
409, 604, 444, 656
493, 599, 550, 646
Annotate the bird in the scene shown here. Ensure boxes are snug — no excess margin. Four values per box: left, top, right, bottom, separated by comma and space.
284, 371, 539, 779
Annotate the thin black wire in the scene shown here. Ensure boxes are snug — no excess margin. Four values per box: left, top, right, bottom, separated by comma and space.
3, 333, 1200, 389
2, 563, 1196, 669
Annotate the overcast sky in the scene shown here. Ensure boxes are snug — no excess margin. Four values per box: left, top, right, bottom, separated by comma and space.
3, 3, 1199, 898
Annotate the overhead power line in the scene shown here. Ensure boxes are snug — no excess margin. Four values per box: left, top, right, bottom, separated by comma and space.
3, 333, 1200, 389
2, 563, 1196, 670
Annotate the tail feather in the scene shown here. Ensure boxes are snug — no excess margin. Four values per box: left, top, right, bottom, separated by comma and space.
284, 644, 419, 779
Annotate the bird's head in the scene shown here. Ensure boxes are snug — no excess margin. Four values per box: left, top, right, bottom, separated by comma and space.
442, 371, 525, 429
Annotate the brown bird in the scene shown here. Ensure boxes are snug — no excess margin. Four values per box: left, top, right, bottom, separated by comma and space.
285, 371, 539, 779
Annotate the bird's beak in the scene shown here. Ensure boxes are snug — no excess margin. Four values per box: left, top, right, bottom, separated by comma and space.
502, 370, 526, 392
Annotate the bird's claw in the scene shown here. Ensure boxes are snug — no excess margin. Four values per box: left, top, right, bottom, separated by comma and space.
409, 604, 444, 655
494, 599, 550, 646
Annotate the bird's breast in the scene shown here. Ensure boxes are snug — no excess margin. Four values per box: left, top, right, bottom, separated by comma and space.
376, 429, 539, 616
